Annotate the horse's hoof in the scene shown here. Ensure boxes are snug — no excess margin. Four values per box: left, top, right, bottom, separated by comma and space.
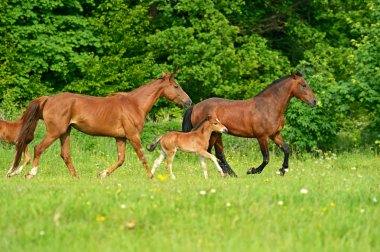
24, 173, 34, 180
247, 168, 258, 174
148, 173, 154, 179
97, 171, 108, 179
277, 168, 288, 176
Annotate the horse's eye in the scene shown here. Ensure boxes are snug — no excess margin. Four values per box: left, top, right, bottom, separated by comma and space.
174, 85, 179, 89
302, 83, 307, 88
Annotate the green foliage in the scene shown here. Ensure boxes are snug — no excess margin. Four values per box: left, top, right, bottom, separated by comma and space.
0, 0, 379, 151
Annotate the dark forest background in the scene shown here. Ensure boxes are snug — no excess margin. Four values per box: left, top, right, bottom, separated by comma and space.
0, 0, 379, 151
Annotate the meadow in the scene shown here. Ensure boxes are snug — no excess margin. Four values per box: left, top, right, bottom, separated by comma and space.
0, 121, 379, 252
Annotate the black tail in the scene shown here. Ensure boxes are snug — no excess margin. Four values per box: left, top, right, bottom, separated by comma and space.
146, 135, 162, 152
182, 106, 193, 132
12, 98, 46, 170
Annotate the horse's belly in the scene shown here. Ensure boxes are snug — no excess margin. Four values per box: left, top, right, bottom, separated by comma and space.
71, 121, 125, 137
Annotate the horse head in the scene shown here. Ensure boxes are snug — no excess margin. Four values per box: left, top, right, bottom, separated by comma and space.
160, 70, 192, 108
291, 71, 318, 107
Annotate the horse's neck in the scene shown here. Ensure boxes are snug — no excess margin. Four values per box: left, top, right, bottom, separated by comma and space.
128, 79, 164, 116
256, 79, 294, 115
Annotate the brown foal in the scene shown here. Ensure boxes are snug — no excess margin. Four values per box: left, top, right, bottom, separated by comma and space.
147, 115, 228, 179
9, 72, 191, 179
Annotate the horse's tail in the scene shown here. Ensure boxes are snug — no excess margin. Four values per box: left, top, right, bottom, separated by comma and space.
182, 106, 193, 132
12, 97, 47, 169
146, 135, 163, 152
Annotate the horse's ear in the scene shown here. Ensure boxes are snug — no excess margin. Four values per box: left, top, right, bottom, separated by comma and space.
171, 66, 181, 78
206, 115, 211, 121
162, 72, 168, 79
295, 70, 302, 77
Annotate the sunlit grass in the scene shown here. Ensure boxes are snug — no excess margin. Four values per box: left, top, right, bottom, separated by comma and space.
0, 121, 379, 251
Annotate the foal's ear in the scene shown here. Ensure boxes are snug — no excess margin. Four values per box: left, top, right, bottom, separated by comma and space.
162, 72, 168, 79
206, 115, 211, 121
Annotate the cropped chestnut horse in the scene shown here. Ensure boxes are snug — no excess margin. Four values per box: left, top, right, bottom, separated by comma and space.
147, 115, 228, 179
9, 72, 191, 179
1, 96, 48, 177
182, 71, 317, 176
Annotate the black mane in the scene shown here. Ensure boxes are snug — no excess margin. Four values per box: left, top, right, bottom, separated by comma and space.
255, 75, 291, 97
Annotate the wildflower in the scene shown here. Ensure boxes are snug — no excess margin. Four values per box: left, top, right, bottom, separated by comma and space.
329, 202, 335, 208
210, 188, 216, 193
278, 200, 284, 206
199, 190, 207, 196
120, 204, 126, 209
360, 208, 365, 213
39, 230, 45, 236
351, 167, 357, 170
96, 215, 106, 222
157, 174, 168, 182
373, 197, 377, 203
226, 202, 231, 207
300, 188, 308, 194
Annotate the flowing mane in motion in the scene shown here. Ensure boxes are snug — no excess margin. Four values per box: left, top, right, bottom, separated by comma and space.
147, 115, 228, 179
8, 71, 191, 179
182, 71, 317, 176
1, 96, 48, 177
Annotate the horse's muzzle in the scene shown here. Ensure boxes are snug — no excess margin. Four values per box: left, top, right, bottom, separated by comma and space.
222, 128, 228, 133
183, 99, 192, 108
308, 99, 318, 108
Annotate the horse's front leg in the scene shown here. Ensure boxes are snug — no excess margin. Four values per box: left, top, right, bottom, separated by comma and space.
247, 136, 269, 175
98, 137, 126, 178
212, 133, 238, 177
129, 134, 153, 179
271, 133, 289, 176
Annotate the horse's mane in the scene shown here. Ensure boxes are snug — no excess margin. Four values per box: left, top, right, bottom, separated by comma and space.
255, 71, 303, 97
191, 115, 210, 131
109, 77, 167, 97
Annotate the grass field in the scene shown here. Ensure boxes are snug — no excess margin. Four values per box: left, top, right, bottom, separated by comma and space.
0, 121, 379, 252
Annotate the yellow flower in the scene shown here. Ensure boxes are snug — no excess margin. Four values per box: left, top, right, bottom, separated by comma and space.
157, 174, 168, 182
329, 201, 335, 208
96, 215, 106, 222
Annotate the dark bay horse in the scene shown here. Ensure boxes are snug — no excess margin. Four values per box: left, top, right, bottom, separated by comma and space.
1, 96, 48, 177
9, 72, 191, 179
182, 71, 317, 176
147, 115, 228, 179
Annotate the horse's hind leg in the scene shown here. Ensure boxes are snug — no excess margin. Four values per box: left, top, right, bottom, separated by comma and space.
213, 133, 237, 177
247, 136, 269, 175
60, 128, 78, 177
271, 133, 289, 176
151, 151, 165, 175
25, 133, 60, 179
7, 146, 31, 177
165, 149, 176, 180
98, 137, 126, 178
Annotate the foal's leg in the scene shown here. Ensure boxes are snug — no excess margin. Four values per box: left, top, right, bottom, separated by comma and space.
25, 133, 60, 179
7, 146, 31, 177
60, 128, 78, 177
271, 133, 289, 176
198, 150, 225, 178
199, 157, 209, 179
129, 134, 153, 179
165, 149, 176, 180
151, 151, 165, 175
247, 136, 270, 175
213, 133, 237, 177
98, 137, 126, 178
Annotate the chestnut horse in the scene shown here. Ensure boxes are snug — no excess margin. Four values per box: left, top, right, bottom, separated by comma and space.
147, 115, 228, 179
9, 72, 191, 179
182, 71, 317, 176
1, 96, 48, 177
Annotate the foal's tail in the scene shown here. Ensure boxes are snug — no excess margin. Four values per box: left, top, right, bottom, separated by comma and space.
12, 97, 48, 170
146, 135, 163, 152
182, 106, 193, 132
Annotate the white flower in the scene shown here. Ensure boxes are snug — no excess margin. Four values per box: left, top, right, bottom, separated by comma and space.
300, 188, 308, 194
199, 190, 207, 196
226, 202, 231, 207
39, 230, 45, 236
210, 188, 216, 193
351, 167, 357, 170
120, 204, 126, 209
278, 200, 284, 206
360, 208, 365, 213
373, 197, 377, 203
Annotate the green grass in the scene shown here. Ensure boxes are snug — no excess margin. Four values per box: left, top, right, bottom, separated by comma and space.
0, 121, 379, 252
